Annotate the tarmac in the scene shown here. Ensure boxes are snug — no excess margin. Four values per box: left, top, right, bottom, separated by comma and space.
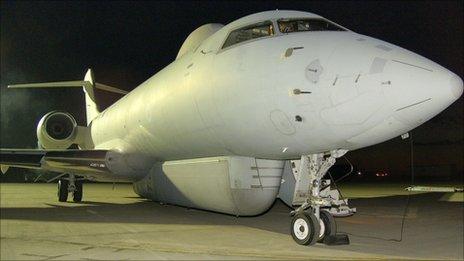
1, 182, 463, 260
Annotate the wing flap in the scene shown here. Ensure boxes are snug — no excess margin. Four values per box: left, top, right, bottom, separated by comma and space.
1, 149, 150, 182
0, 149, 44, 170
1, 149, 112, 179
40, 150, 110, 174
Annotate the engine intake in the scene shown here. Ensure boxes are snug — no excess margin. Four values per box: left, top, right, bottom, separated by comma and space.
37, 111, 77, 149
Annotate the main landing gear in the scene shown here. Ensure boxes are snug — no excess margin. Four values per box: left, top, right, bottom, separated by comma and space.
287, 150, 354, 245
57, 174, 83, 202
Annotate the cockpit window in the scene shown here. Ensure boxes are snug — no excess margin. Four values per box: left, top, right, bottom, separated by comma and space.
222, 21, 274, 49
277, 18, 345, 33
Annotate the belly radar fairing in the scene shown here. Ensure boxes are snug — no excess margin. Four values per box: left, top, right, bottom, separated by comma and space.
1, 10, 462, 245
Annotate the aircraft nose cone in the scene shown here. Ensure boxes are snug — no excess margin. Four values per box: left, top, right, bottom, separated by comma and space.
449, 73, 464, 100
385, 55, 462, 127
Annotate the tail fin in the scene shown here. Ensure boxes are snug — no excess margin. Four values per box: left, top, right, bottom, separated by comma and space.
8, 68, 128, 125
83, 69, 99, 125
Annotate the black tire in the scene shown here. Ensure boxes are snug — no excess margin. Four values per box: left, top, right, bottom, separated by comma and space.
73, 180, 83, 202
57, 179, 68, 202
317, 209, 337, 243
291, 210, 320, 245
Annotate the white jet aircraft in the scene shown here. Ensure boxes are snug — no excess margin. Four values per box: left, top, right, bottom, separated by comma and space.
1, 10, 462, 245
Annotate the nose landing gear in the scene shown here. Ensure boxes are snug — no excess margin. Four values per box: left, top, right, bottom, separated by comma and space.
57, 174, 83, 202
285, 150, 355, 245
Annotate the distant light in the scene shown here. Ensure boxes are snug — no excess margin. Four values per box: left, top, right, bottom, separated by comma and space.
375, 171, 388, 177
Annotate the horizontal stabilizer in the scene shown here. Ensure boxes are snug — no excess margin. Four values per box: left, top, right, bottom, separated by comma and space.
8, 81, 128, 95
95, 83, 128, 95
7, 68, 128, 126
8, 81, 91, 89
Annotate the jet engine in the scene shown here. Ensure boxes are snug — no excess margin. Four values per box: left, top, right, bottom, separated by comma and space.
37, 111, 77, 149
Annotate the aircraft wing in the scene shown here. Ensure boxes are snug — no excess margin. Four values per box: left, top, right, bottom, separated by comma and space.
0, 149, 118, 181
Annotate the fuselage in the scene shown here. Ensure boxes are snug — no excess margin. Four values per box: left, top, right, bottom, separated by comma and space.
3, 9, 461, 217
89, 10, 463, 161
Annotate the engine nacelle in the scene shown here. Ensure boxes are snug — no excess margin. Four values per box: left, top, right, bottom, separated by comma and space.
37, 111, 78, 149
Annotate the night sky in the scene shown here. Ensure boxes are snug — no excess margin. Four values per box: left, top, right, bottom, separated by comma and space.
1, 1, 463, 181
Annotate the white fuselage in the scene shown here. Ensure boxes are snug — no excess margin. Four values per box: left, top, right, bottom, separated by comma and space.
89, 11, 462, 162
51, 10, 463, 216
3, 10, 461, 217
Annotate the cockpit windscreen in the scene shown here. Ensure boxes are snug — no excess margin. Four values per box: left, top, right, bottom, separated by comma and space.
278, 18, 346, 33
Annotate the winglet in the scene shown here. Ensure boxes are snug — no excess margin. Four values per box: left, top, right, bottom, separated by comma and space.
1, 165, 9, 174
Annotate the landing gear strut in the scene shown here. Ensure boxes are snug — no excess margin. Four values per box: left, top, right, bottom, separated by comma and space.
286, 150, 354, 245
57, 174, 83, 202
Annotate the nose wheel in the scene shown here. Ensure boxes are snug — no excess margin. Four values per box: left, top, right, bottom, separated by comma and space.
291, 211, 320, 245
290, 208, 337, 245
317, 209, 337, 243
